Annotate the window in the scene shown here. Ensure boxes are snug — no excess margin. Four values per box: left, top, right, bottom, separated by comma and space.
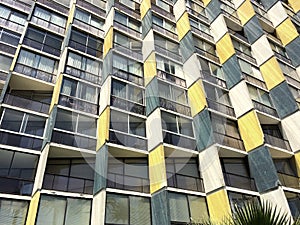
156, 0, 171, 12
105, 194, 151, 225
0, 27, 21, 47
232, 39, 252, 56
55, 109, 97, 137
61, 77, 99, 103
24, 27, 63, 56
0, 54, 13, 72
161, 111, 194, 137
199, 58, 224, 79
186, 0, 205, 16
0, 108, 46, 137
114, 32, 142, 52
0, 4, 27, 26
269, 41, 288, 57
261, 125, 283, 138
248, 85, 272, 106
156, 55, 183, 77
189, 18, 210, 34
158, 81, 187, 105
169, 192, 209, 223
279, 61, 299, 79
194, 36, 216, 55
154, 34, 179, 54
153, 15, 176, 33
203, 83, 231, 105
0, 198, 28, 225
285, 192, 300, 218
36, 195, 91, 225
32, 6, 66, 29
110, 110, 146, 137
113, 54, 143, 76
228, 192, 259, 213
119, 0, 136, 9
112, 79, 144, 104
43, 158, 95, 194
74, 8, 104, 29
115, 11, 140, 32
0, 149, 38, 195
211, 114, 241, 139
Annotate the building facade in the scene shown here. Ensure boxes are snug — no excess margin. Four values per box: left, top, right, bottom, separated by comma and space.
0, 0, 300, 224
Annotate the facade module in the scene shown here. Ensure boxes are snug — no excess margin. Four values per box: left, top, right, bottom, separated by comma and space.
0, 0, 300, 224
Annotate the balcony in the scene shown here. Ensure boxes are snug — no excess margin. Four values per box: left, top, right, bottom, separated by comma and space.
223, 172, 257, 191
277, 172, 300, 190
109, 130, 147, 151
154, 44, 182, 62
214, 131, 245, 151
107, 172, 150, 193
159, 97, 191, 117
243, 72, 267, 89
51, 130, 96, 151
113, 43, 143, 61
0, 177, 33, 196
0, 42, 17, 55
235, 49, 257, 64
252, 100, 278, 117
151, 4, 175, 21
0, 0, 32, 13
111, 95, 145, 115
163, 130, 197, 150
252, 2, 273, 28
228, 28, 248, 43
36, 0, 69, 14
202, 71, 227, 88
167, 172, 205, 192
152, 23, 178, 40
190, 26, 214, 42
207, 99, 235, 117
23, 36, 61, 57
31, 15, 65, 35
113, 21, 141, 39
157, 69, 186, 88
264, 133, 292, 151
186, 5, 209, 24
3, 94, 50, 114
0, 17, 24, 33
65, 65, 101, 85
43, 173, 94, 194
59, 95, 98, 115
14, 63, 56, 83
274, 51, 292, 65
195, 46, 220, 63
112, 67, 143, 86
77, 0, 106, 17
0, 131, 43, 150
73, 18, 104, 37
220, 1, 241, 25
68, 39, 103, 58
114, 2, 140, 19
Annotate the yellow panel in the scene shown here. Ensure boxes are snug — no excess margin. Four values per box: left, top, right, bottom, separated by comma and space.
49, 74, 63, 113
216, 33, 235, 64
144, 52, 157, 86
149, 145, 167, 193
188, 79, 207, 117
288, 0, 300, 13
238, 110, 264, 152
260, 57, 285, 90
207, 189, 231, 223
10, 45, 21, 71
25, 192, 40, 225
202, 0, 211, 6
237, 0, 255, 25
295, 152, 300, 177
177, 12, 191, 41
141, 0, 151, 19
66, 3, 76, 31
97, 107, 110, 150
103, 27, 113, 57
276, 18, 299, 46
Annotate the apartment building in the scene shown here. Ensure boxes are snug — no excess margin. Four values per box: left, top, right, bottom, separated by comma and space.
0, 0, 299, 224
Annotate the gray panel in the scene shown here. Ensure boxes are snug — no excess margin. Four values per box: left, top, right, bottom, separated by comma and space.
151, 189, 169, 225
142, 10, 152, 39
205, 0, 222, 23
0, 72, 11, 103
42, 106, 57, 150
244, 16, 264, 44
180, 31, 195, 62
285, 36, 300, 67
102, 51, 113, 83
259, 0, 277, 10
248, 145, 279, 192
193, 109, 214, 151
269, 81, 298, 118
146, 77, 159, 116
222, 55, 243, 89
93, 145, 108, 195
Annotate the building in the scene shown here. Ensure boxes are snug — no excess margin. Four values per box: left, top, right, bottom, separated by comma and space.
0, 0, 299, 224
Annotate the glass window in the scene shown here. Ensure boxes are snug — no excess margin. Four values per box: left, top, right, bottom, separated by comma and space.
0, 198, 28, 225
33, 6, 66, 28
113, 54, 143, 77
112, 79, 144, 104
204, 83, 231, 105
156, 56, 183, 77
0, 28, 20, 46
0, 54, 13, 72
211, 114, 240, 139
228, 191, 259, 213
248, 85, 272, 106
156, 0, 170, 12
285, 192, 300, 218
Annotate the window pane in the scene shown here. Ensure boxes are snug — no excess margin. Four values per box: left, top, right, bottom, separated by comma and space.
129, 115, 145, 137
105, 194, 129, 224
24, 114, 46, 136
161, 112, 177, 133
70, 159, 95, 180
112, 80, 126, 99
55, 110, 76, 132
0, 54, 13, 71
130, 196, 151, 225
65, 198, 91, 225
1, 109, 23, 132
169, 192, 189, 222
77, 115, 96, 137
10, 152, 38, 180
188, 195, 209, 221
0, 199, 28, 225
179, 117, 194, 137
110, 110, 128, 133
0, 150, 13, 176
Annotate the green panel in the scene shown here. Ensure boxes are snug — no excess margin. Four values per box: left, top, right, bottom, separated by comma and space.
151, 189, 169, 225
93, 145, 108, 195
0, 72, 11, 103
102, 51, 113, 83
259, 0, 277, 10
146, 77, 159, 116
42, 106, 57, 150
269, 81, 298, 118
248, 146, 279, 192
142, 10, 152, 39
244, 16, 264, 44
285, 36, 300, 67
180, 31, 195, 62
193, 109, 214, 151
205, 0, 222, 23
222, 55, 243, 89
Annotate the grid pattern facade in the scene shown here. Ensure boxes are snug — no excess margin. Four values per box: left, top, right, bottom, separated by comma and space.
0, 0, 300, 224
